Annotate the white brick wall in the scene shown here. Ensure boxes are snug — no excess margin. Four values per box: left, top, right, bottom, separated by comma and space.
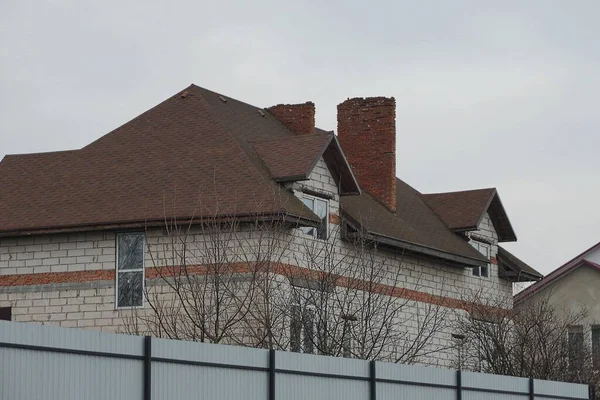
0, 232, 116, 275
0, 157, 513, 368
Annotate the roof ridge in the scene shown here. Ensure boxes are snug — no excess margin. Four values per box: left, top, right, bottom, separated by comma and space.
423, 187, 496, 196
190, 85, 306, 215
82, 84, 195, 151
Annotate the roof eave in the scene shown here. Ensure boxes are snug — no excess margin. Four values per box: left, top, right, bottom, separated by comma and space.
345, 230, 487, 267
0, 212, 322, 238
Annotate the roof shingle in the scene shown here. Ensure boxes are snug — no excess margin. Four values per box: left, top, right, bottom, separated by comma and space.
0, 84, 505, 267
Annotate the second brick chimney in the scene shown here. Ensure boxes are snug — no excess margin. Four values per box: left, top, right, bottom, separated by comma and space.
267, 102, 315, 135
337, 97, 396, 211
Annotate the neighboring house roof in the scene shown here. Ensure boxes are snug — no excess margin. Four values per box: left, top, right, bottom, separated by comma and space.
422, 188, 517, 242
514, 241, 600, 303
496, 246, 543, 282
0, 84, 493, 267
341, 179, 489, 266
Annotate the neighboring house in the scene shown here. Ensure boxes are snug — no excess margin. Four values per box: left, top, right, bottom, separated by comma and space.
0, 85, 541, 366
515, 242, 600, 369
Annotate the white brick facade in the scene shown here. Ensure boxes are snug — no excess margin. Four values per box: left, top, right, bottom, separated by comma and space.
0, 157, 512, 367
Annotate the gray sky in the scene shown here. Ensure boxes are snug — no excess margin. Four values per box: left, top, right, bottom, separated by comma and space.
1, 1, 599, 276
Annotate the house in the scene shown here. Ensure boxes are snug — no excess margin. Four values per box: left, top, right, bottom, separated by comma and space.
514, 242, 600, 369
0, 85, 541, 366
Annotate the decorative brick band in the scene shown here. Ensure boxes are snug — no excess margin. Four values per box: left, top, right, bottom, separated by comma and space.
329, 213, 341, 225
0, 270, 113, 287
0, 263, 506, 313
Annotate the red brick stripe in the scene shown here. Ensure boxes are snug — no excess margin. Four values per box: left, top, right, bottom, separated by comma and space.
0, 270, 113, 287
0, 263, 506, 313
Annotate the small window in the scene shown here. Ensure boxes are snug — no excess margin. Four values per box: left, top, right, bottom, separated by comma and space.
470, 241, 490, 278
568, 325, 584, 369
300, 195, 329, 240
116, 232, 145, 308
289, 291, 317, 354
0, 307, 11, 321
341, 318, 355, 358
592, 326, 600, 370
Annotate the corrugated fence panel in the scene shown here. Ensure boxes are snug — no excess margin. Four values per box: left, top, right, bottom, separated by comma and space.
152, 361, 266, 400
151, 337, 268, 400
275, 351, 369, 400
534, 378, 589, 399
377, 362, 456, 400
0, 321, 143, 400
462, 371, 528, 400
0, 321, 593, 400
0, 320, 143, 356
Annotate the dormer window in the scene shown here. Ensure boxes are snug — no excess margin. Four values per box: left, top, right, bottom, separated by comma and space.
300, 195, 329, 240
470, 241, 490, 278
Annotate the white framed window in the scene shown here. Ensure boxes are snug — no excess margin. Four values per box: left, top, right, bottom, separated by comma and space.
300, 195, 329, 240
116, 232, 145, 308
470, 241, 490, 278
289, 290, 317, 354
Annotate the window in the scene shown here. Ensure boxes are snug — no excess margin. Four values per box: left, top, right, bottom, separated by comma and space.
289, 291, 317, 354
341, 316, 356, 358
470, 241, 490, 277
300, 195, 328, 240
116, 232, 145, 308
592, 326, 600, 370
568, 325, 584, 369
0, 307, 11, 321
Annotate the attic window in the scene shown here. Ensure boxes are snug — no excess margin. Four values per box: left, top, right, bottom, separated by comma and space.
301, 195, 328, 240
470, 241, 490, 278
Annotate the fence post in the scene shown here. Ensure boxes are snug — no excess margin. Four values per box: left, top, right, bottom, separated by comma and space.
370, 360, 376, 400
456, 370, 462, 400
529, 377, 534, 400
144, 336, 152, 400
268, 349, 275, 400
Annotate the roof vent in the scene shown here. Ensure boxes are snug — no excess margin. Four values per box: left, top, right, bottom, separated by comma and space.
180, 91, 188, 99
219, 96, 227, 103
258, 109, 265, 117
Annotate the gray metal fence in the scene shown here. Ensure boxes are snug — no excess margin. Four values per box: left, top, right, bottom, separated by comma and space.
0, 321, 593, 400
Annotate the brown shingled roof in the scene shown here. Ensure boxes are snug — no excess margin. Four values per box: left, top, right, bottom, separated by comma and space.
341, 179, 489, 266
497, 246, 542, 282
0, 85, 321, 235
0, 84, 496, 267
422, 188, 517, 242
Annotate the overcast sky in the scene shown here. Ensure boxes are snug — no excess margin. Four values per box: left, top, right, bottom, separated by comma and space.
1, 1, 599, 277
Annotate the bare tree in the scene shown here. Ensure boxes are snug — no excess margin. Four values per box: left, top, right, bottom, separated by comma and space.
285, 224, 450, 364
123, 208, 450, 365
455, 291, 600, 390
123, 211, 294, 347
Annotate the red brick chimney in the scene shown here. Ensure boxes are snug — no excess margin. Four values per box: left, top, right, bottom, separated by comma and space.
337, 97, 396, 211
267, 102, 315, 135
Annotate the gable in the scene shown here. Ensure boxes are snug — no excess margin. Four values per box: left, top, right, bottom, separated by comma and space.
521, 262, 600, 318
253, 131, 360, 195
515, 242, 600, 303
423, 188, 517, 242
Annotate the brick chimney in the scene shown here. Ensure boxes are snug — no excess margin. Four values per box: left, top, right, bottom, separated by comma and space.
337, 97, 396, 211
267, 102, 315, 135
